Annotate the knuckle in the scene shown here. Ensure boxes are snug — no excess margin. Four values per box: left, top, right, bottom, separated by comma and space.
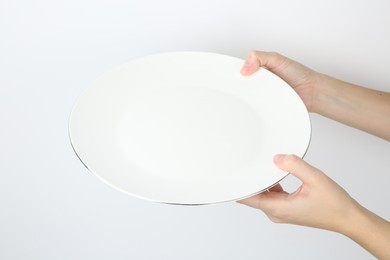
250, 50, 260, 57
269, 51, 289, 68
268, 51, 280, 57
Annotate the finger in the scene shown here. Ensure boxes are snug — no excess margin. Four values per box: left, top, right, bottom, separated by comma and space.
238, 183, 286, 207
237, 193, 264, 208
251, 51, 289, 71
237, 191, 288, 211
240, 52, 260, 75
274, 154, 321, 184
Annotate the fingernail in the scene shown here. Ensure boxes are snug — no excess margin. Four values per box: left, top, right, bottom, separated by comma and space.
241, 53, 256, 74
242, 60, 252, 68
240, 61, 251, 74
273, 154, 286, 164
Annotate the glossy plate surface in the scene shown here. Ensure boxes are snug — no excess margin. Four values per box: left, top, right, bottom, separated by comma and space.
69, 52, 311, 205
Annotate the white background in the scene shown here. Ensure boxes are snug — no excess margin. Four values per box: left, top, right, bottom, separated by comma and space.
1, 0, 389, 259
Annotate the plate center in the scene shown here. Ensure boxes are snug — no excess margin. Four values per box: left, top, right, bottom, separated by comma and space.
116, 86, 263, 182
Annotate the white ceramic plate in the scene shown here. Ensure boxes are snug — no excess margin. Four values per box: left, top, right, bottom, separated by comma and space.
69, 52, 311, 205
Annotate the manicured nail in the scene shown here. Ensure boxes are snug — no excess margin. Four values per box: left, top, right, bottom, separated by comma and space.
240, 60, 251, 74
273, 154, 286, 164
242, 60, 252, 68
241, 53, 257, 74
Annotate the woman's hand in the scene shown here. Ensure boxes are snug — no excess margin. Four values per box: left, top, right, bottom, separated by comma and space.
238, 154, 358, 232
241, 50, 390, 140
240, 51, 320, 112
238, 154, 390, 259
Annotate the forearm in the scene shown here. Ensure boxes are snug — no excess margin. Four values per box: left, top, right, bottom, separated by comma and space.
312, 74, 390, 141
339, 203, 390, 259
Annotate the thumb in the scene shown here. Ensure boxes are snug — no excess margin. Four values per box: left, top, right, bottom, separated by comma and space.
274, 154, 320, 184
240, 51, 288, 76
240, 52, 260, 75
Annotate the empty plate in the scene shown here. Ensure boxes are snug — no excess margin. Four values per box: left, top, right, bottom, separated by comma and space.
69, 52, 311, 205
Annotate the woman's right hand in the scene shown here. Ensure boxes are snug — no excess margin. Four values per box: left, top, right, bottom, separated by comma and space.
240, 51, 321, 112
238, 154, 390, 259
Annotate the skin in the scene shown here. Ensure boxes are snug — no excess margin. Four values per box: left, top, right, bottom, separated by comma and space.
238, 51, 390, 259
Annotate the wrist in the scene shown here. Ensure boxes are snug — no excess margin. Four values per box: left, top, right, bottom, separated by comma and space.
335, 199, 367, 237
337, 202, 390, 259
310, 73, 341, 115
